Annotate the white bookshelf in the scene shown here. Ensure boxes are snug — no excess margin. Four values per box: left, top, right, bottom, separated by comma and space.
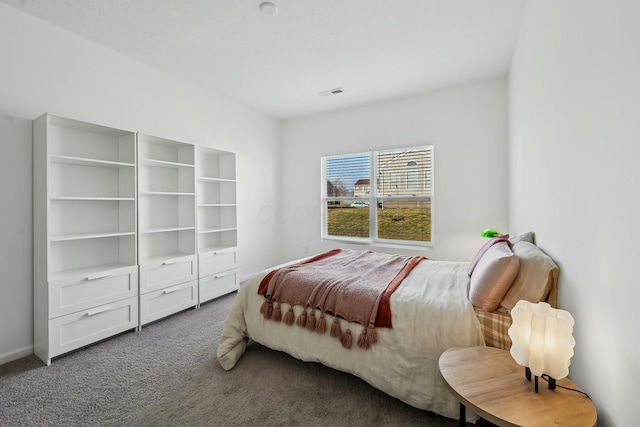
195, 147, 239, 304
137, 134, 198, 325
33, 115, 239, 364
33, 114, 139, 365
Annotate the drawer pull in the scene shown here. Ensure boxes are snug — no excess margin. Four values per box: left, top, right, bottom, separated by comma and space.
87, 305, 112, 316
214, 272, 231, 279
163, 285, 182, 294
162, 258, 182, 266
86, 271, 113, 281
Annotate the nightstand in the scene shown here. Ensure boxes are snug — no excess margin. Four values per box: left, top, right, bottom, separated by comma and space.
439, 346, 597, 427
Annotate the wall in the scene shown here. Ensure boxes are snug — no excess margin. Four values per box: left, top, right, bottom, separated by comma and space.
0, 4, 282, 365
281, 78, 509, 262
509, 1, 640, 425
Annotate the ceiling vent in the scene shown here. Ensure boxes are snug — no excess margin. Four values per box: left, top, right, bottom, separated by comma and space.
319, 87, 344, 96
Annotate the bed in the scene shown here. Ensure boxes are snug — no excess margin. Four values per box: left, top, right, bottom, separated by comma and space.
217, 233, 558, 422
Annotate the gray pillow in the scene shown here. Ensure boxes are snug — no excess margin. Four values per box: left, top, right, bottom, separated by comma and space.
509, 231, 535, 245
500, 241, 559, 311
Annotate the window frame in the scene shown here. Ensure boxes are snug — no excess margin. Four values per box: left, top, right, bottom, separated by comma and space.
321, 145, 433, 249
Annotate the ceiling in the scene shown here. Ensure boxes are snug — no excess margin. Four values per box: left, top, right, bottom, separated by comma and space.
1, 0, 527, 120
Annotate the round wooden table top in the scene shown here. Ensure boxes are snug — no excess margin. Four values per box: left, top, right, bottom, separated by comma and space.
439, 346, 597, 427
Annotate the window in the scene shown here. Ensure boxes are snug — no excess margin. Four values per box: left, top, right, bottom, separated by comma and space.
321, 145, 433, 246
389, 172, 400, 191
406, 170, 418, 190
424, 168, 432, 191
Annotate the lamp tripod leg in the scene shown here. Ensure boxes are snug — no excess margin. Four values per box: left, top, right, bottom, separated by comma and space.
525, 367, 558, 391
525, 367, 540, 393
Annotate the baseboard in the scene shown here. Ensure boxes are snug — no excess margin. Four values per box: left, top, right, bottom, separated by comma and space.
0, 345, 33, 366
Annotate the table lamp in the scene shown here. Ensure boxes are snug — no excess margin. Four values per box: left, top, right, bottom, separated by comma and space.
508, 300, 575, 392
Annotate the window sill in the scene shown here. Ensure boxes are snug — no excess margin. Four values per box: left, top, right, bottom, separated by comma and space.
322, 237, 434, 252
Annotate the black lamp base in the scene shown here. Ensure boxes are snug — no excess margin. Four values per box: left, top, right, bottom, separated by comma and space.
525, 367, 556, 392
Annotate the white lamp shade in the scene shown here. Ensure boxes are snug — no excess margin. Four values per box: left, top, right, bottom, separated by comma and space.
508, 300, 575, 379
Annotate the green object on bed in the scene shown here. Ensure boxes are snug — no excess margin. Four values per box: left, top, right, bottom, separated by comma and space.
480, 228, 503, 238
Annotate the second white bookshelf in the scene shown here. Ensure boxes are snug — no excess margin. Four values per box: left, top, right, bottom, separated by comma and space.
137, 134, 198, 325
195, 146, 238, 304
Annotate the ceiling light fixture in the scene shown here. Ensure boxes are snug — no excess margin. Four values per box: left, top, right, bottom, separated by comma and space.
259, 2, 278, 15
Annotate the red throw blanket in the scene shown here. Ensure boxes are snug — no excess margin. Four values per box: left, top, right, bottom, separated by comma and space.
257, 249, 424, 350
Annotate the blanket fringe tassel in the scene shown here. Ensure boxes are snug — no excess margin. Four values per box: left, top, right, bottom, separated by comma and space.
272, 303, 282, 322
367, 325, 378, 345
296, 309, 307, 327
282, 307, 295, 325
357, 325, 378, 349
259, 299, 270, 317
316, 314, 326, 335
330, 317, 342, 339
341, 329, 352, 349
261, 301, 377, 350
305, 310, 316, 331
260, 300, 274, 319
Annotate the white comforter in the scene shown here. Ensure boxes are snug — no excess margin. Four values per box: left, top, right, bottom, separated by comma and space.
217, 258, 484, 421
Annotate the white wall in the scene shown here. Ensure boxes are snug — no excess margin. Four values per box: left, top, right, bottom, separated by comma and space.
0, 3, 282, 365
509, 1, 640, 426
281, 78, 509, 262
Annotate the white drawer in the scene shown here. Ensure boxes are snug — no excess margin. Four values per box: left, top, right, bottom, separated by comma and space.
198, 248, 237, 277
48, 296, 138, 359
199, 269, 238, 304
48, 266, 138, 319
139, 255, 197, 294
140, 279, 198, 326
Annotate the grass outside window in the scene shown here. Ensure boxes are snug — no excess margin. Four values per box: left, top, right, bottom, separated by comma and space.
327, 206, 431, 242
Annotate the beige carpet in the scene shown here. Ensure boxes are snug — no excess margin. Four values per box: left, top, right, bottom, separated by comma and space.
0, 292, 489, 427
